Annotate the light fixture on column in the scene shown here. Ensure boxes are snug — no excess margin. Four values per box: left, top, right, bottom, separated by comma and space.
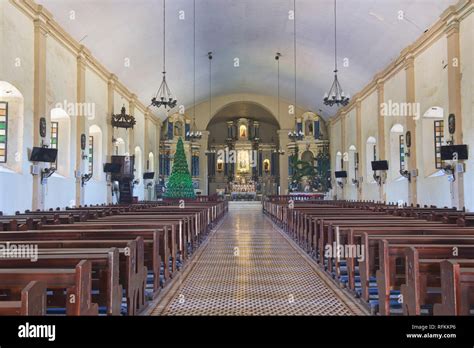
288, 1, 304, 142
151, 0, 178, 110
186, 0, 202, 142
323, 0, 350, 107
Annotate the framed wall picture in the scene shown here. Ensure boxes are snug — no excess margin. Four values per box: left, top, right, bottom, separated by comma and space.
405, 131, 411, 148
81, 134, 86, 150
39, 117, 47, 138
448, 113, 456, 135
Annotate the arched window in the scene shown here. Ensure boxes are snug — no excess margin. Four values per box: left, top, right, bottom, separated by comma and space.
50, 108, 71, 177
366, 137, 377, 183
134, 146, 143, 180
148, 152, 154, 172
0, 81, 24, 173
335, 151, 342, 171
348, 145, 357, 182
389, 124, 404, 179
88, 125, 102, 180
115, 138, 125, 155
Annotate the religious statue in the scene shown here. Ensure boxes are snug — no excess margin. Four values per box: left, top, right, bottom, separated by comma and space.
174, 121, 183, 136
263, 159, 270, 172
239, 125, 247, 138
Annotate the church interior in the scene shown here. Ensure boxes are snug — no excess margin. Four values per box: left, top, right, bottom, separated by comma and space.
1, 0, 474, 334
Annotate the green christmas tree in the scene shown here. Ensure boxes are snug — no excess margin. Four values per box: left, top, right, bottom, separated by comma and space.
165, 137, 196, 199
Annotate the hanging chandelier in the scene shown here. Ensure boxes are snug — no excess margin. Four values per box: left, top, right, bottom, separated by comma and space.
187, 0, 202, 141
111, 105, 136, 130
324, 0, 349, 107
151, 0, 177, 110
288, 1, 304, 142
187, 119, 202, 141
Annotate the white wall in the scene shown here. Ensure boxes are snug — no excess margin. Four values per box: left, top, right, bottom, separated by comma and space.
461, 12, 474, 211
0, 1, 154, 213
383, 69, 409, 204
0, 1, 35, 214
360, 91, 380, 201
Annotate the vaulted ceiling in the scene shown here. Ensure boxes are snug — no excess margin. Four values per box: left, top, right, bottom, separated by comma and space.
37, 0, 456, 119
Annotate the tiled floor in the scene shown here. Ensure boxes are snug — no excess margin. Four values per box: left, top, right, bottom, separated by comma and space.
152, 202, 362, 316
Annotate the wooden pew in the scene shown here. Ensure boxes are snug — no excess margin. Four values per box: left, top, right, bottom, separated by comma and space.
399, 247, 474, 316
0, 260, 98, 315
36, 224, 171, 284
433, 259, 474, 315
0, 281, 46, 316
0, 247, 123, 316
0, 233, 147, 315
0, 217, 41, 231
374, 238, 474, 315
0, 228, 163, 294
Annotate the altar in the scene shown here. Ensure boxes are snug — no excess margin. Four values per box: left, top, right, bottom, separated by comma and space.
230, 191, 257, 200
230, 181, 257, 201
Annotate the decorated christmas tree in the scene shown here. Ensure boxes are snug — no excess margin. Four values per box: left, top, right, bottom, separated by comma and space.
164, 137, 196, 199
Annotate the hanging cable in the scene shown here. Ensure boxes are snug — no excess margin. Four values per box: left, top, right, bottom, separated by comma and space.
334, 0, 337, 72
209, 52, 212, 118
293, 0, 297, 121
163, 0, 166, 73
193, 0, 196, 122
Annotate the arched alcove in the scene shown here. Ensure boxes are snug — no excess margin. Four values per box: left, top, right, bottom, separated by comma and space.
389, 123, 404, 179
301, 150, 314, 166
0, 81, 24, 173
148, 152, 154, 172
115, 138, 125, 155
50, 107, 71, 177
88, 125, 103, 180
134, 146, 143, 180
335, 151, 342, 171
348, 145, 357, 182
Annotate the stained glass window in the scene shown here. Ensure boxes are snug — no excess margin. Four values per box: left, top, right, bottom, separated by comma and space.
88, 136, 94, 174
0, 102, 7, 163
399, 134, 405, 171
434, 120, 444, 169
50, 122, 59, 149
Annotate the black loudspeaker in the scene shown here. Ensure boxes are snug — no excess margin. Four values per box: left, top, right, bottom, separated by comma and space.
371, 160, 389, 171
143, 172, 155, 180
103, 163, 122, 173
440, 145, 468, 161
29, 147, 58, 163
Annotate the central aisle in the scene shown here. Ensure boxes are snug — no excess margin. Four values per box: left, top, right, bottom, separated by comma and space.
151, 202, 363, 316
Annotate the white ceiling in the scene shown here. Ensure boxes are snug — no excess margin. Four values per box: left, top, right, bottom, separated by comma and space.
37, 0, 456, 120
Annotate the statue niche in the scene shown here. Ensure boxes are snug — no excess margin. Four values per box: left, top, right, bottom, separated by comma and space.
174, 121, 183, 137
239, 125, 247, 139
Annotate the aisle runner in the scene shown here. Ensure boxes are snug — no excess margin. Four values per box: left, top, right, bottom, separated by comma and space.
152, 203, 362, 315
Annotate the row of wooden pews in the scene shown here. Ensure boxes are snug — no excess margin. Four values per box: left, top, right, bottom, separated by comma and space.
263, 198, 474, 316
0, 200, 228, 316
